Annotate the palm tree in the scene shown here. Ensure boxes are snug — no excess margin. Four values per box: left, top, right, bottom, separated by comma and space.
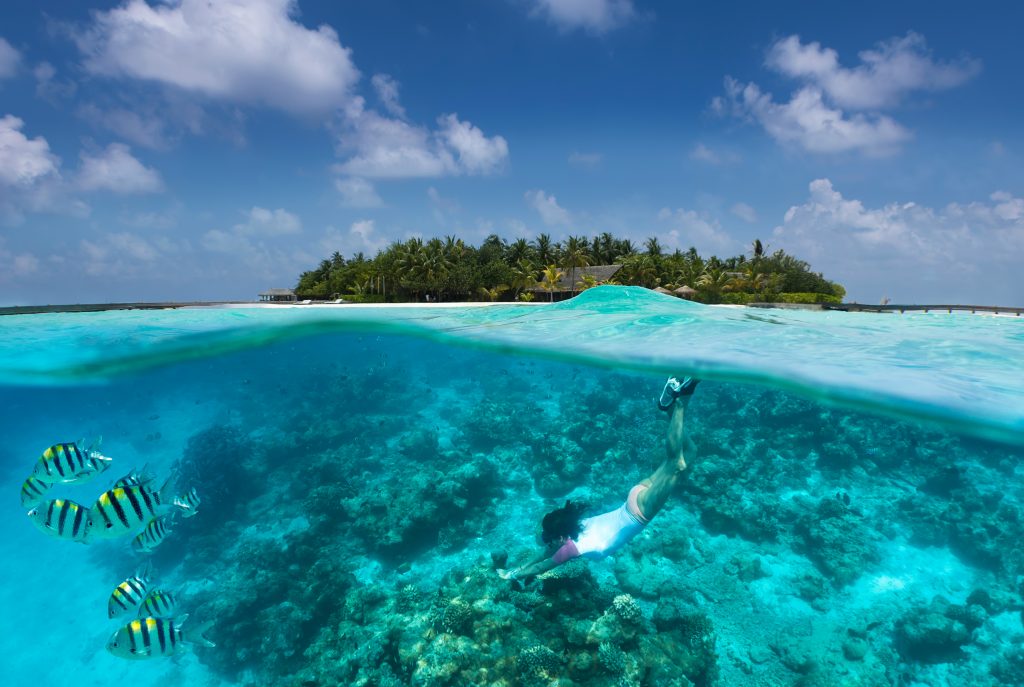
576, 274, 598, 291
477, 284, 509, 302
540, 264, 565, 302
644, 236, 663, 257
562, 235, 591, 297
507, 237, 532, 265
697, 268, 732, 301
533, 233, 554, 266
509, 259, 538, 299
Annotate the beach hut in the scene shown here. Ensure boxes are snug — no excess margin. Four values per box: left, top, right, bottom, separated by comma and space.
653, 286, 674, 295
674, 285, 697, 300
259, 288, 297, 302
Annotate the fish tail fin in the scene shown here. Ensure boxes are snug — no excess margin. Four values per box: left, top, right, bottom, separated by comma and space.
155, 476, 177, 506
192, 620, 216, 648
178, 615, 216, 648
136, 560, 153, 581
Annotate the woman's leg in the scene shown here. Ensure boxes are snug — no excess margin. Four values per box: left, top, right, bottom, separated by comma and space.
637, 395, 691, 520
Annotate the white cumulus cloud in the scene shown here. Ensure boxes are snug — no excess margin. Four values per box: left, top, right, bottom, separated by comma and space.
773, 179, 1024, 303
334, 96, 508, 179
719, 33, 978, 156
0, 115, 61, 188
721, 79, 910, 155
76, 0, 360, 115
525, 189, 571, 227
77, 143, 164, 194
530, 0, 636, 34
437, 114, 509, 175
765, 33, 980, 110
0, 38, 22, 78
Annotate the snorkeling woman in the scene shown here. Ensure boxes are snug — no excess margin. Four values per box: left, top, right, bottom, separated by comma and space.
498, 376, 699, 581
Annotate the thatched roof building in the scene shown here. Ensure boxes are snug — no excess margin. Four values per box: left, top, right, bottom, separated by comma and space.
674, 285, 697, 299
529, 264, 622, 301
653, 286, 674, 295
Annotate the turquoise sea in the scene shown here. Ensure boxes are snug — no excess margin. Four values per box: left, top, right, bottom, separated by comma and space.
2, 286, 1023, 686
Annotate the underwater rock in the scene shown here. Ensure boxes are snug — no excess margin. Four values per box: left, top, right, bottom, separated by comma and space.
529, 434, 589, 498
895, 596, 982, 663
797, 497, 879, 586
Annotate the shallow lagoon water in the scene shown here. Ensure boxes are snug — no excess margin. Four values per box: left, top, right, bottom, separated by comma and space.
1, 287, 1023, 686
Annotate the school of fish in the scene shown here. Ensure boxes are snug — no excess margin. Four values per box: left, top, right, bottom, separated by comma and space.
21, 440, 213, 659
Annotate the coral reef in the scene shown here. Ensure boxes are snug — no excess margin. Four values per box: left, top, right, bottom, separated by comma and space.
86, 346, 1024, 687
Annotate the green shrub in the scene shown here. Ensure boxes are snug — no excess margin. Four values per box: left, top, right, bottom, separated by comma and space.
777, 292, 842, 304
717, 292, 759, 305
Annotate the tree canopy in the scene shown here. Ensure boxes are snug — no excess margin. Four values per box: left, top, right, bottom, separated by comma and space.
295, 234, 845, 304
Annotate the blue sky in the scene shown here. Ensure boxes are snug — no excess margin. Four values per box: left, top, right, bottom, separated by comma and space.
0, 0, 1021, 305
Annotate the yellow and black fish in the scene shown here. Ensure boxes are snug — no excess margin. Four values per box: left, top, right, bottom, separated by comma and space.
112, 465, 153, 490
132, 516, 171, 554
107, 615, 214, 660
20, 475, 52, 508
172, 487, 201, 518
91, 479, 173, 539
138, 589, 177, 618
26, 498, 92, 543
108, 566, 152, 619
31, 441, 111, 485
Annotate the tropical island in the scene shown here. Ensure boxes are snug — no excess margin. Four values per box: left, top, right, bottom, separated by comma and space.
295, 234, 845, 305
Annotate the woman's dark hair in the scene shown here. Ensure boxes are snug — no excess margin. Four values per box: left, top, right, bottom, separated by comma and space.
541, 500, 588, 545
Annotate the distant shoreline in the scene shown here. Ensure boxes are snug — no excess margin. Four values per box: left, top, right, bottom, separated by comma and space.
1, 300, 1020, 317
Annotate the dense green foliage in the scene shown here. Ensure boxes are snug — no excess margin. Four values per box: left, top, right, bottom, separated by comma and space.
295, 234, 845, 304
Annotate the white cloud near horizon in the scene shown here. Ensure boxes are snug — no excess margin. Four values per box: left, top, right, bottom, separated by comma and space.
77, 143, 164, 194
773, 179, 1024, 303
525, 189, 571, 226
765, 33, 980, 110
530, 0, 636, 34
320, 219, 389, 257
656, 207, 739, 256
333, 95, 508, 179
76, 0, 360, 116
80, 232, 189, 277
0, 38, 22, 79
0, 238, 39, 280
718, 33, 978, 155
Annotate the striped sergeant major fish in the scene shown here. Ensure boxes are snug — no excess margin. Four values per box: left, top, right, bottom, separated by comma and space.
113, 465, 153, 490
108, 564, 153, 619
20, 475, 52, 508
107, 615, 215, 660
138, 589, 177, 618
132, 516, 172, 554
172, 487, 201, 518
31, 440, 112, 485
26, 498, 92, 543
90, 478, 174, 539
